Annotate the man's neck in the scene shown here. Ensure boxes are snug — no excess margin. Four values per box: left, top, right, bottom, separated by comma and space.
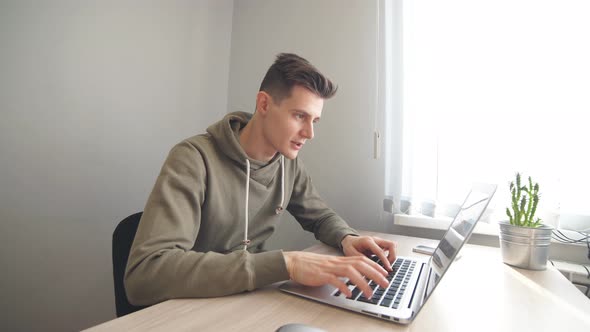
238, 118, 276, 162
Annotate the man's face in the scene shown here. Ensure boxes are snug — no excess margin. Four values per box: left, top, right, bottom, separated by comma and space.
259, 85, 324, 160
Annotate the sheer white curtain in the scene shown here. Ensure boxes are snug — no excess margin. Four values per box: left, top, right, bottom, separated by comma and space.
385, 0, 590, 230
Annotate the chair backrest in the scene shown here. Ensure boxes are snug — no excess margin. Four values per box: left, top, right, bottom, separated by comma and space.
112, 212, 148, 317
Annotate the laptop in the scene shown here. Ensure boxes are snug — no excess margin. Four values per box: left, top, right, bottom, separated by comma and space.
279, 183, 497, 324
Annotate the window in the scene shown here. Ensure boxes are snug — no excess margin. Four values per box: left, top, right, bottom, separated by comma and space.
383, 0, 590, 231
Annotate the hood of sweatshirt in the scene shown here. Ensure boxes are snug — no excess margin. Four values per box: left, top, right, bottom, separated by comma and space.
206, 111, 281, 169
206, 111, 251, 166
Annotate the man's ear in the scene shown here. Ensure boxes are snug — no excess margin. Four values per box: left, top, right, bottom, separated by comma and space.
256, 91, 271, 115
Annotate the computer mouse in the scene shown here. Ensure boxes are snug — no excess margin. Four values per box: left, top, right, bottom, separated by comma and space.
275, 323, 327, 332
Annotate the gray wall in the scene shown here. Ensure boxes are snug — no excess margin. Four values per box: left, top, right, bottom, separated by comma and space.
0, 1, 390, 330
0, 1, 233, 331
228, 0, 388, 251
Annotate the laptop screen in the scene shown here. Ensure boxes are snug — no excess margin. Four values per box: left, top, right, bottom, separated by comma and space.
422, 183, 497, 303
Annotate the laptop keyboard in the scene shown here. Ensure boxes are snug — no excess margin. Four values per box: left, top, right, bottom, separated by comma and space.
333, 257, 416, 310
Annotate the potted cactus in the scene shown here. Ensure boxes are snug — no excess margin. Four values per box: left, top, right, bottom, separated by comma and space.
499, 173, 553, 270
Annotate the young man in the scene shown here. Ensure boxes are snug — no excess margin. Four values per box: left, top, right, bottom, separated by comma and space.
125, 53, 397, 306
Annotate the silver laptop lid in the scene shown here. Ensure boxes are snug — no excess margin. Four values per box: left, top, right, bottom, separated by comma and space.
418, 183, 497, 309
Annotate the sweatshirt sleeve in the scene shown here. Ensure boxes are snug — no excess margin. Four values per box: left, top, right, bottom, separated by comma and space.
286, 159, 360, 248
124, 142, 289, 306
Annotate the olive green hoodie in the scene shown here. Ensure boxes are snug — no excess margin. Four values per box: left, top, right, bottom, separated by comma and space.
125, 111, 359, 305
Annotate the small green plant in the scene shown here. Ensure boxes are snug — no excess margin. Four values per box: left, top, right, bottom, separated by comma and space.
505, 173, 542, 227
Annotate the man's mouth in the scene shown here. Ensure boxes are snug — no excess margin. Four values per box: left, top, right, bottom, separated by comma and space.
291, 141, 304, 150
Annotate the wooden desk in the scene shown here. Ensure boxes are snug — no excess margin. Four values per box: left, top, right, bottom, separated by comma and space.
86, 232, 590, 332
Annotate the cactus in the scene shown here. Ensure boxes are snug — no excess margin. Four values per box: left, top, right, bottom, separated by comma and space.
506, 173, 542, 227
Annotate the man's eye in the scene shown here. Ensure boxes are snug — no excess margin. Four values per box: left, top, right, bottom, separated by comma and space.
295, 113, 305, 119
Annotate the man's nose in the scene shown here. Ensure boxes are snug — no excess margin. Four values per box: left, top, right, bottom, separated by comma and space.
302, 122, 314, 140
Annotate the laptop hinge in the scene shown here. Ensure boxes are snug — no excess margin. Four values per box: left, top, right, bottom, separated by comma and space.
407, 263, 426, 309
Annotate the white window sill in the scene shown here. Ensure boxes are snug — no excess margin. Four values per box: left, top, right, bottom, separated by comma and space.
393, 213, 590, 265
394, 214, 499, 236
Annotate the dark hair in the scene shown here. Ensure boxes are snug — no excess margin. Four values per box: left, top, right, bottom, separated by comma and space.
259, 53, 337, 104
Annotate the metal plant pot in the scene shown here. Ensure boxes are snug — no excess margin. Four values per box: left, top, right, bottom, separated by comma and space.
498, 222, 553, 270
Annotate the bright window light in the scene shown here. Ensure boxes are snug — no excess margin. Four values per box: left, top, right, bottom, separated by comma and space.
388, 0, 590, 230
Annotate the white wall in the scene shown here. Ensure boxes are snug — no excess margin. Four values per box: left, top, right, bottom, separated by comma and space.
227, 0, 388, 251
0, 1, 233, 331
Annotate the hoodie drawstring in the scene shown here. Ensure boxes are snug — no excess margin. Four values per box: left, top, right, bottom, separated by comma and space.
276, 155, 285, 215
243, 159, 251, 250
242, 155, 285, 251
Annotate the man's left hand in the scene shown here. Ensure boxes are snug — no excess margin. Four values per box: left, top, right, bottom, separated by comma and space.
341, 235, 397, 271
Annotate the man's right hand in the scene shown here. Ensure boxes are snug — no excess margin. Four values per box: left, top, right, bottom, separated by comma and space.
282, 251, 390, 299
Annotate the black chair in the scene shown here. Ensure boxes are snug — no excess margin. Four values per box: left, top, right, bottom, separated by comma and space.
112, 212, 149, 317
